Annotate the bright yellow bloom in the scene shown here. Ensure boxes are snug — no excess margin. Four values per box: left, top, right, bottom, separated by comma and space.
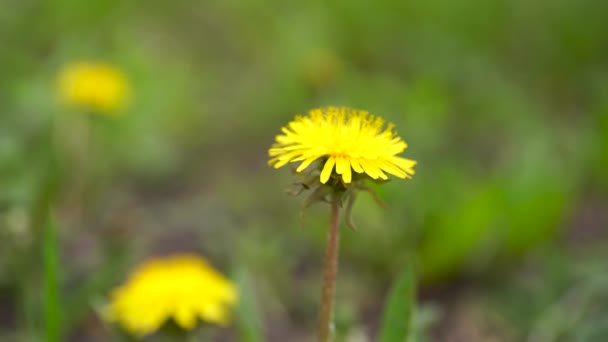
269, 107, 416, 184
56, 61, 130, 113
106, 254, 238, 337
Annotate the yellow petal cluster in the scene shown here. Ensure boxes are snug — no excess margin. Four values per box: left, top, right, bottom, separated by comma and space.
56, 61, 130, 114
106, 254, 237, 337
269, 107, 416, 184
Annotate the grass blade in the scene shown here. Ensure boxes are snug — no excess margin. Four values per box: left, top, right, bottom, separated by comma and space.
44, 213, 61, 342
378, 269, 416, 342
234, 268, 265, 342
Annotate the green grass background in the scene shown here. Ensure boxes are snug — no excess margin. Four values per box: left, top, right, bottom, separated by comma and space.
1, 0, 608, 340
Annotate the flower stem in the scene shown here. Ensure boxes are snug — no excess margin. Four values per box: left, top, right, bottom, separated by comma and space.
318, 199, 341, 342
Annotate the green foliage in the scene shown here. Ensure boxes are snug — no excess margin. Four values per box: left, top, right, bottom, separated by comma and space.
234, 269, 265, 342
378, 270, 415, 342
1, 0, 607, 339
418, 182, 503, 282
43, 214, 61, 342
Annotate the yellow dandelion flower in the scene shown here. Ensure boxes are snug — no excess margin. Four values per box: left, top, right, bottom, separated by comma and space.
269, 106, 416, 184
106, 254, 238, 337
56, 61, 130, 113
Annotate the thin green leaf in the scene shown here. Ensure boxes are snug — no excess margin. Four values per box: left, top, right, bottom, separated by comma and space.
44, 213, 61, 342
234, 268, 265, 342
378, 270, 416, 342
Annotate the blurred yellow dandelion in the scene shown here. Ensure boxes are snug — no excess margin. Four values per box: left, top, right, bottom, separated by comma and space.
106, 254, 237, 337
56, 61, 130, 113
269, 106, 416, 184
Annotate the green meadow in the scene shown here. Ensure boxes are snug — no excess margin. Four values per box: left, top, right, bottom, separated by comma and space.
1, 0, 608, 341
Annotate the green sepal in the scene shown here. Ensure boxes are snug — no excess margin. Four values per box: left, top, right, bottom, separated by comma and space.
300, 184, 334, 221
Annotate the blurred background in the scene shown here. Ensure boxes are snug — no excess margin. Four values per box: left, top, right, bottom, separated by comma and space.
1, 0, 608, 341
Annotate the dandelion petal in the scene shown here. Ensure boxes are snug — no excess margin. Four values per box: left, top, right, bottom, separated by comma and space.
320, 157, 336, 184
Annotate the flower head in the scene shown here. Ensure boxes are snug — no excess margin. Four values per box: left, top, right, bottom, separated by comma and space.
56, 61, 130, 114
106, 254, 237, 337
269, 107, 416, 184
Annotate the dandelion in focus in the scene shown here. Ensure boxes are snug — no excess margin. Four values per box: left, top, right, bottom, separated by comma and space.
106, 253, 237, 337
268, 106, 416, 342
269, 106, 416, 185
56, 61, 130, 114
